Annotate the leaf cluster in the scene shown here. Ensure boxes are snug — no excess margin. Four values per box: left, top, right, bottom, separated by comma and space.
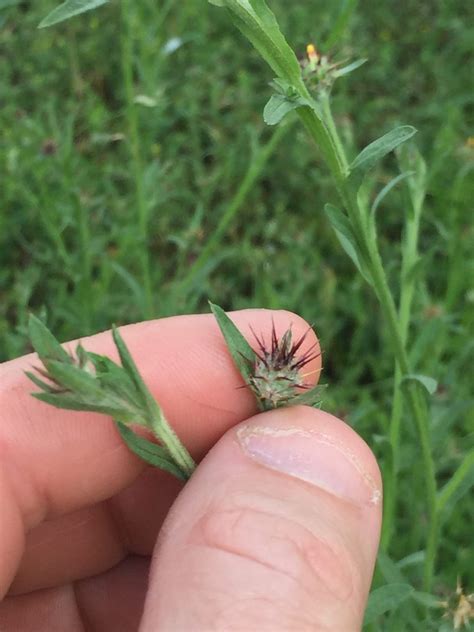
27, 315, 193, 480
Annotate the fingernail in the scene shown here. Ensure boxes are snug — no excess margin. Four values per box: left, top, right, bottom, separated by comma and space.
237, 422, 381, 506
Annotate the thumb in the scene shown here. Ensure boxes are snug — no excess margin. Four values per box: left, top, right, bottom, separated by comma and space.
140, 407, 382, 631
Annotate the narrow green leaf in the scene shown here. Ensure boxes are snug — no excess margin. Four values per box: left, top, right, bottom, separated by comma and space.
376, 551, 406, 585
32, 391, 130, 418
28, 314, 70, 363
25, 370, 58, 394
324, 204, 372, 284
209, 302, 256, 385
115, 422, 187, 481
111, 325, 169, 433
323, 0, 358, 49
396, 143, 427, 215
437, 447, 474, 515
402, 373, 438, 395
86, 352, 143, 409
333, 58, 367, 78
371, 171, 414, 216
397, 550, 425, 569
290, 384, 327, 408
263, 93, 302, 125
411, 591, 444, 609
39, 0, 108, 28
210, 0, 303, 88
363, 583, 414, 625
349, 126, 417, 190
44, 359, 102, 398
111, 326, 150, 402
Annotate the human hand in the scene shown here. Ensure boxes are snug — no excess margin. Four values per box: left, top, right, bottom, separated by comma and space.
0, 310, 382, 631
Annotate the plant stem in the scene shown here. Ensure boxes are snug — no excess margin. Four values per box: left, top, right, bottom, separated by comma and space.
120, 0, 154, 319
383, 170, 424, 550
149, 405, 195, 478
299, 100, 438, 590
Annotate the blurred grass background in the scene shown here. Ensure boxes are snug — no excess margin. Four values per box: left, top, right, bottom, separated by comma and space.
1, 0, 473, 625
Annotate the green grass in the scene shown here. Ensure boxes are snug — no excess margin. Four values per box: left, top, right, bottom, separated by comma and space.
1, 0, 473, 628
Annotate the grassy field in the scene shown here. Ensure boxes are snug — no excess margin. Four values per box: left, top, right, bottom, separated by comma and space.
1, 0, 473, 628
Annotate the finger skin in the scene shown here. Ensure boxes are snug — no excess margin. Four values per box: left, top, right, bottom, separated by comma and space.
0, 556, 148, 632
140, 407, 382, 631
0, 310, 320, 597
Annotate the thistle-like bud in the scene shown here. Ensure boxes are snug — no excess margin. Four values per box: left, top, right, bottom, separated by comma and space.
247, 323, 320, 410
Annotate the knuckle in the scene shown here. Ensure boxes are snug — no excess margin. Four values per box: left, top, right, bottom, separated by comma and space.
194, 493, 361, 628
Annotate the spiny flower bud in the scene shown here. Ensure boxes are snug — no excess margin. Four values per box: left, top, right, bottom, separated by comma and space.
246, 323, 320, 410
440, 579, 474, 630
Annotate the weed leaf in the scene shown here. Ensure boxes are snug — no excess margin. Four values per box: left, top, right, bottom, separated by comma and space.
263, 93, 302, 125
349, 126, 417, 190
39, 0, 109, 28
411, 591, 444, 609
209, 302, 256, 385
371, 171, 414, 216
333, 58, 367, 78
363, 583, 414, 625
290, 384, 327, 408
437, 448, 474, 516
396, 143, 427, 216
28, 314, 70, 363
324, 204, 372, 284
209, 0, 302, 87
115, 422, 187, 480
402, 373, 438, 396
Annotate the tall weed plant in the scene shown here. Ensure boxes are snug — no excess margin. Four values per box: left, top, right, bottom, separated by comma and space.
1, 0, 473, 628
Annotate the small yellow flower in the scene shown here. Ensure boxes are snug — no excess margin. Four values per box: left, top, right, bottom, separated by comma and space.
306, 43, 319, 63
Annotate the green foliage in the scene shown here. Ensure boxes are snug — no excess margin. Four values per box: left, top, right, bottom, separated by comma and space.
1, 1, 473, 628
209, 0, 304, 89
27, 315, 195, 479
363, 583, 414, 625
324, 203, 372, 283
39, 0, 109, 28
349, 125, 418, 189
